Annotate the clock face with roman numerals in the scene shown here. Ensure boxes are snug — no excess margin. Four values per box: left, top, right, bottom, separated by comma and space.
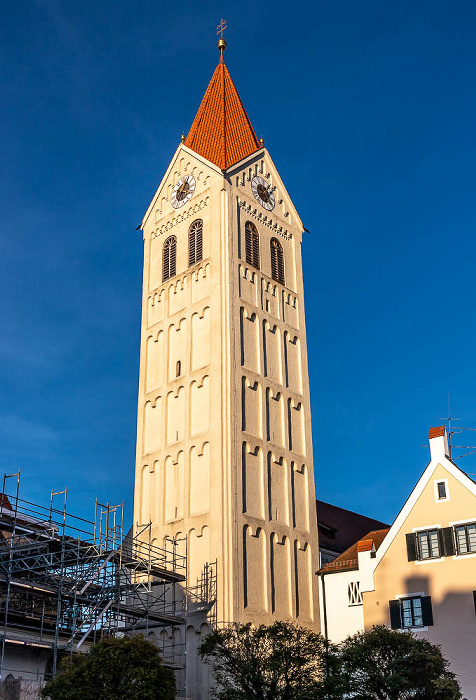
251, 175, 275, 211
171, 175, 196, 209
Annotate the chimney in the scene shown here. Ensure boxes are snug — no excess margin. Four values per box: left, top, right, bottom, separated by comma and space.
429, 426, 449, 461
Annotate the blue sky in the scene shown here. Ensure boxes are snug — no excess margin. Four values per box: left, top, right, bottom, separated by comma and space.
1, 0, 476, 527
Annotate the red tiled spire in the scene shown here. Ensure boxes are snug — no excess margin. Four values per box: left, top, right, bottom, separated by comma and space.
184, 61, 261, 170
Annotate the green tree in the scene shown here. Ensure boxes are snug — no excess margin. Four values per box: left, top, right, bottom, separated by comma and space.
198, 620, 340, 699
339, 625, 462, 700
41, 634, 176, 700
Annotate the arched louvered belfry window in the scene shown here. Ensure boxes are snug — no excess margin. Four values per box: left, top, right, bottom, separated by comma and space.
189, 219, 203, 267
270, 238, 285, 286
162, 235, 177, 282
245, 221, 260, 270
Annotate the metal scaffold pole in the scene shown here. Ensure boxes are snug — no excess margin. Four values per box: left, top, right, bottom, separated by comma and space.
0, 470, 20, 681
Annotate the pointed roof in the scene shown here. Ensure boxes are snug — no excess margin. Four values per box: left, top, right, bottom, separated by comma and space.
184, 60, 261, 170
374, 427, 476, 566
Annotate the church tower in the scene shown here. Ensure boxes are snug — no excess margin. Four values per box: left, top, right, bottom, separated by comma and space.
133, 36, 320, 668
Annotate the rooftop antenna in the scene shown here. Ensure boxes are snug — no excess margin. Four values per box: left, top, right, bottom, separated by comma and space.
439, 394, 476, 468
440, 392, 459, 460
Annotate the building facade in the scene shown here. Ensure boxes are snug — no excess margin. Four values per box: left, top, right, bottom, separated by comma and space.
364, 426, 476, 698
318, 528, 388, 643
132, 41, 320, 696
318, 426, 476, 699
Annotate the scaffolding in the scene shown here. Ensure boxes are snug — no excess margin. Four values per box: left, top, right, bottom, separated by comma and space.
0, 471, 188, 686
187, 560, 218, 630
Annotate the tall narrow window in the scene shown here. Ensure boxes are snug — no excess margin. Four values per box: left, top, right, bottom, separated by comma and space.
189, 219, 203, 267
162, 235, 177, 282
245, 221, 260, 270
270, 238, 285, 285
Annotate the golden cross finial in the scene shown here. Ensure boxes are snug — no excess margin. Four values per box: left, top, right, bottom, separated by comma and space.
216, 19, 227, 62
216, 18, 227, 39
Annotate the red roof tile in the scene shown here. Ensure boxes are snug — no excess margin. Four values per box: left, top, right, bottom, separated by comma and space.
319, 529, 390, 573
357, 538, 374, 553
184, 62, 260, 170
429, 426, 446, 439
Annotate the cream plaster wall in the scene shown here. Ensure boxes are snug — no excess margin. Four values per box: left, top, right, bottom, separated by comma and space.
364, 460, 476, 699
227, 151, 320, 629
133, 145, 320, 698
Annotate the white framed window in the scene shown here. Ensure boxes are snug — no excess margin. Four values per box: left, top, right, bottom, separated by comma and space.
434, 478, 449, 502
417, 529, 440, 559
348, 581, 363, 606
389, 594, 433, 630
401, 597, 423, 627
455, 522, 476, 555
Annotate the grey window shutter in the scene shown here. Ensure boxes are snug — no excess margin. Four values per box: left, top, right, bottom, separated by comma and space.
473, 591, 476, 616
421, 596, 433, 626
389, 600, 401, 629
440, 527, 455, 557
406, 533, 418, 561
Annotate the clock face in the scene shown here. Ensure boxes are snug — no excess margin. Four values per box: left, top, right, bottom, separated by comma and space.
171, 175, 196, 209
251, 175, 275, 211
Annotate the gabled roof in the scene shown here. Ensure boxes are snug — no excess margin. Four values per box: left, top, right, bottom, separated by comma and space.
316, 499, 389, 555
374, 427, 476, 565
319, 529, 389, 573
184, 61, 261, 170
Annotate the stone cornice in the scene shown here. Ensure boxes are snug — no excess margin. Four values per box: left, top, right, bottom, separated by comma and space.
152, 197, 210, 238
238, 199, 292, 240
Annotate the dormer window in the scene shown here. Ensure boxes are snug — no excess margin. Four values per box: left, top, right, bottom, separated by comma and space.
318, 523, 337, 540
